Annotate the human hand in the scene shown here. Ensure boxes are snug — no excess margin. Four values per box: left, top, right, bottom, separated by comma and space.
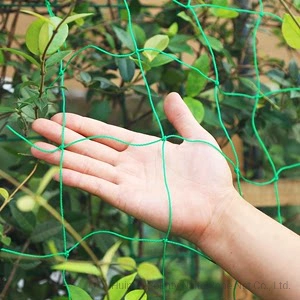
31, 93, 235, 245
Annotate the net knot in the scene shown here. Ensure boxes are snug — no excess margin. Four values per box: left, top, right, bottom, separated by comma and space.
273, 175, 279, 182
234, 167, 240, 176
58, 69, 65, 77
58, 144, 64, 151
65, 250, 70, 258
215, 80, 220, 87
259, 11, 265, 18
161, 136, 167, 142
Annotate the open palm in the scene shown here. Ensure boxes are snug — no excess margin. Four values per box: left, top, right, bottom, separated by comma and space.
31, 93, 234, 244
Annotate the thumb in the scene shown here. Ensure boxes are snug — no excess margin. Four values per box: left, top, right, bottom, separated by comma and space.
164, 92, 210, 139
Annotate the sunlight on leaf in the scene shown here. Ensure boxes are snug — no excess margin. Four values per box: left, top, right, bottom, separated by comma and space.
125, 289, 147, 300
143, 35, 169, 62
52, 260, 101, 276
137, 262, 163, 281
69, 285, 93, 300
101, 241, 122, 280
117, 256, 137, 271
0, 188, 9, 201
282, 14, 300, 49
104, 272, 137, 300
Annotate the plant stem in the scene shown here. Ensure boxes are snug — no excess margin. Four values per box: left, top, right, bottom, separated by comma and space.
37, 2, 76, 118
0, 163, 38, 212
0, 239, 30, 300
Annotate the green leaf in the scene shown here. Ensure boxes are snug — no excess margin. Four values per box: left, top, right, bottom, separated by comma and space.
0, 188, 9, 201
0, 50, 4, 65
93, 77, 118, 89
105, 32, 116, 49
150, 54, 176, 67
186, 54, 210, 97
168, 35, 193, 54
203, 106, 220, 127
154, 100, 166, 121
292, 123, 300, 143
239, 77, 258, 92
177, 12, 199, 34
199, 36, 224, 52
31, 220, 61, 243
104, 272, 137, 300
69, 285, 93, 300
39, 16, 69, 55
211, 0, 239, 18
116, 58, 135, 82
177, 11, 194, 23
137, 262, 162, 281
143, 35, 169, 62
0, 47, 40, 67
46, 50, 72, 67
10, 205, 36, 233
167, 22, 178, 37
117, 256, 136, 271
101, 241, 122, 280
130, 57, 151, 71
128, 24, 146, 47
125, 289, 147, 300
183, 97, 205, 123
181, 289, 204, 300
21, 10, 53, 25
266, 69, 291, 87
212, 0, 227, 5
0, 224, 10, 246
52, 260, 101, 276
282, 14, 300, 49
113, 26, 135, 50
211, 8, 239, 18
131, 85, 160, 100
288, 59, 299, 81
88, 100, 112, 122
36, 166, 60, 195
1, 235, 11, 246
62, 13, 93, 25
294, 0, 300, 9
26, 19, 46, 55
80, 71, 92, 84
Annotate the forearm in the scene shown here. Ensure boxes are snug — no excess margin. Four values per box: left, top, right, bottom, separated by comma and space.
198, 190, 300, 300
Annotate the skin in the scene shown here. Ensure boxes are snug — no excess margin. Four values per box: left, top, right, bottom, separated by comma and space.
31, 92, 300, 300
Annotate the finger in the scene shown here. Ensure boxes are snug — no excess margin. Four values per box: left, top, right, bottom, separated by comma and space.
32, 119, 119, 166
31, 142, 118, 183
164, 92, 212, 140
55, 169, 119, 206
51, 113, 150, 151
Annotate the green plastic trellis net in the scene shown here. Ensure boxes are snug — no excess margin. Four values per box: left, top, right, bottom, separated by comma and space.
0, 0, 300, 299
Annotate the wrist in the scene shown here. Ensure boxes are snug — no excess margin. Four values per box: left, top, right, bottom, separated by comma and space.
193, 187, 242, 250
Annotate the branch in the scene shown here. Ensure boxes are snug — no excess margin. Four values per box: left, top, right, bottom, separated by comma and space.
0, 239, 30, 299
37, 1, 76, 118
